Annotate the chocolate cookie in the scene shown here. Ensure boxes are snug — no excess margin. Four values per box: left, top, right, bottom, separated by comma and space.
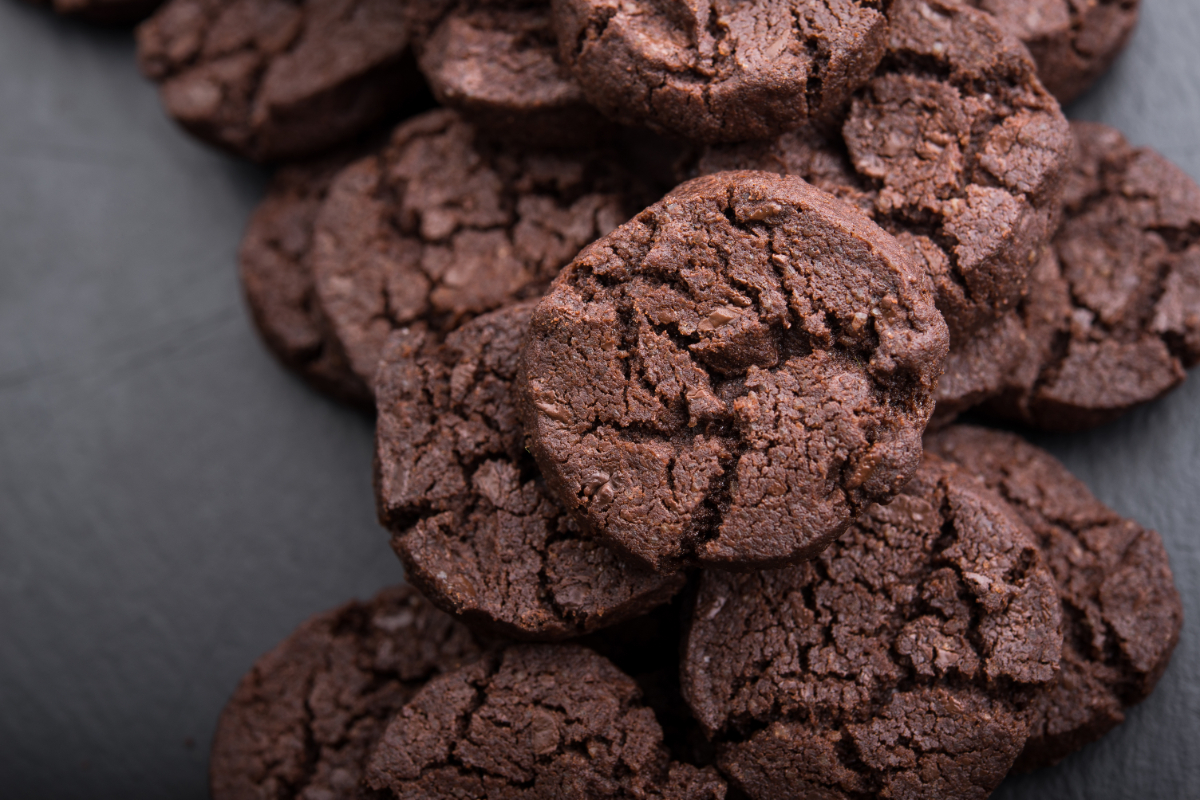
416, 0, 613, 147
25, 0, 161, 24
682, 455, 1063, 800
376, 303, 685, 640
926, 425, 1183, 770
136, 0, 420, 162
210, 585, 483, 800
942, 121, 1200, 430
239, 149, 372, 407
365, 644, 727, 799
693, 0, 1072, 340
552, 0, 889, 143
312, 108, 661, 395
967, 0, 1141, 104
520, 171, 948, 573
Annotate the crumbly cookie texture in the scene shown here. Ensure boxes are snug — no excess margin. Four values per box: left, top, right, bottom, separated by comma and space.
967, 0, 1141, 104
937, 121, 1200, 429
695, 0, 1072, 341
375, 303, 684, 640
683, 455, 1063, 800
553, 0, 890, 143
210, 586, 482, 800
312, 108, 661, 394
136, 0, 418, 161
417, 0, 613, 147
521, 170, 947, 573
366, 644, 727, 800
926, 425, 1183, 770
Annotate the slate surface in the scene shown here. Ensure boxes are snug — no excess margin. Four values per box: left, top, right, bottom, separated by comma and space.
0, 2, 1196, 798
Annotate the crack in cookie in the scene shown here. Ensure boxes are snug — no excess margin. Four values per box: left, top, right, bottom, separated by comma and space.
366, 644, 727, 799
682, 455, 1063, 799
521, 171, 947, 572
693, 0, 1072, 341
926, 425, 1183, 770
210, 586, 483, 800
375, 303, 686, 640
552, 0, 890, 143
312, 109, 662, 395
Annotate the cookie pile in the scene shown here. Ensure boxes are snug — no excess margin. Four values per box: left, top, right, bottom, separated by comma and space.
40, 0, 1188, 796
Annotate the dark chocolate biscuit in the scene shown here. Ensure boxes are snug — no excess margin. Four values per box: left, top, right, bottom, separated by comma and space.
926, 425, 1183, 771
552, 0, 889, 143
942, 121, 1200, 430
416, 0, 613, 147
210, 585, 483, 800
694, 0, 1072, 340
365, 644, 727, 799
967, 0, 1141, 105
136, 0, 419, 162
312, 108, 661, 394
520, 171, 948, 573
25, 0, 161, 24
376, 303, 685, 640
682, 455, 1063, 800
239, 149, 372, 407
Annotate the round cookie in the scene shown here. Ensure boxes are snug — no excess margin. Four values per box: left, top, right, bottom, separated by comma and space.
376, 303, 685, 640
416, 0, 613, 147
136, 0, 420, 162
967, 0, 1141, 105
682, 455, 1064, 800
551, 0, 890, 143
926, 425, 1183, 771
941, 121, 1200, 430
365, 643, 727, 799
694, 0, 1072, 340
239, 149, 373, 407
520, 170, 948, 573
312, 108, 661, 394
24, 0, 161, 24
210, 585, 483, 800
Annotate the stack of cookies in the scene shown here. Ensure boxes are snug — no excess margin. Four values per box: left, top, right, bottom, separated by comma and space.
97, 0, 1191, 796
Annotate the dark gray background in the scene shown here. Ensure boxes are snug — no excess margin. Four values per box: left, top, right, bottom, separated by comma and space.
0, 2, 1196, 797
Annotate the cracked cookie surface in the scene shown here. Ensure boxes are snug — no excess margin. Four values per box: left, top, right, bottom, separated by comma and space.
312, 108, 662, 394
366, 644, 727, 799
551, 0, 890, 143
375, 303, 685, 640
682, 455, 1063, 800
521, 170, 947, 573
694, 0, 1071, 340
136, 0, 419, 161
926, 425, 1183, 770
938, 121, 1200, 430
210, 585, 483, 800
966, 0, 1141, 104
417, 0, 613, 147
